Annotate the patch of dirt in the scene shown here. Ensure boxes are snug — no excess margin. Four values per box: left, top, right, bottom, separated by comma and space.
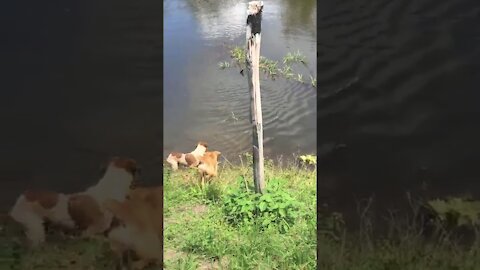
164, 204, 212, 268
164, 248, 184, 261
191, 205, 208, 214
165, 204, 209, 225
198, 257, 230, 270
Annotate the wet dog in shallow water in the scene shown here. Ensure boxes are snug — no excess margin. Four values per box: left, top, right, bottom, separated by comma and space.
9, 157, 139, 247
197, 151, 221, 185
165, 141, 208, 170
104, 185, 163, 270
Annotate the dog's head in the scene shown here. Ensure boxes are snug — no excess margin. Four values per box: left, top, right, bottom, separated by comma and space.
205, 151, 221, 159
211, 151, 221, 164
197, 141, 208, 148
200, 151, 222, 164
109, 157, 141, 186
191, 141, 208, 157
110, 157, 139, 175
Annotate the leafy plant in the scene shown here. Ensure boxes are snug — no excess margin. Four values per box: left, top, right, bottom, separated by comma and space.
230, 46, 246, 65
257, 178, 302, 233
222, 177, 301, 233
222, 176, 259, 224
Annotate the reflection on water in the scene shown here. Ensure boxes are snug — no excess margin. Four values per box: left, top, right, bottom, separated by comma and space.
163, 0, 317, 161
280, 0, 317, 36
184, 0, 249, 41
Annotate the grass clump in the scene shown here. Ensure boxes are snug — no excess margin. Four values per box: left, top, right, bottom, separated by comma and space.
299, 154, 316, 165
164, 153, 316, 269
319, 194, 480, 270
427, 197, 480, 226
283, 50, 307, 65
0, 219, 118, 270
218, 61, 230, 69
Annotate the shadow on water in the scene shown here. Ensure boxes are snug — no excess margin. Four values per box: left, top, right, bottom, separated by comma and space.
0, 0, 162, 211
317, 0, 480, 222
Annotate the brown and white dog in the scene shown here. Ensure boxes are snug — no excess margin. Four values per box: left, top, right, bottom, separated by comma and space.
103, 185, 163, 270
9, 157, 139, 247
197, 151, 221, 185
165, 141, 208, 170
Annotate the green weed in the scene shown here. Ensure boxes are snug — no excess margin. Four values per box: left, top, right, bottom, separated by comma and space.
310, 75, 317, 88
427, 197, 480, 226
283, 50, 307, 65
218, 61, 230, 69
224, 46, 317, 89
299, 154, 316, 165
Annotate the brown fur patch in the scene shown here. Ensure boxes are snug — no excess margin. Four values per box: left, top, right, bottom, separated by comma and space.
109, 186, 163, 234
184, 153, 197, 166
23, 190, 59, 209
198, 151, 222, 177
171, 152, 182, 159
199, 151, 221, 164
106, 185, 163, 267
128, 186, 163, 212
68, 194, 104, 230
105, 186, 163, 259
112, 157, 138, 175
105, 198, 147, 232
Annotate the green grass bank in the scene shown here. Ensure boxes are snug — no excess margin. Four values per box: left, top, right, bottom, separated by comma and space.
163, 154, 317, 269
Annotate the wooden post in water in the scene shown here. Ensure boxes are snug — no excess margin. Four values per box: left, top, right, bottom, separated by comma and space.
246, 1, 265, 194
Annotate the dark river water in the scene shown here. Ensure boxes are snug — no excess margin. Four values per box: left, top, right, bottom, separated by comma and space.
0, 0, 162, 211
317, 0, 480, 215
163, 0, 317, 161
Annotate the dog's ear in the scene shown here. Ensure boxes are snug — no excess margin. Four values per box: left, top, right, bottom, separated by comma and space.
215, 151, 222, 156
112, 157, 138, 176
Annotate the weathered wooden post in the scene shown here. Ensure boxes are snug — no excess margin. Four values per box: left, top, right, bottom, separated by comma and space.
246, 1, 265, 193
